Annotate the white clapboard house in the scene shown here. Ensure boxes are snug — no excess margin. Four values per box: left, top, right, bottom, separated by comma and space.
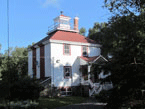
28, 13, 113, 96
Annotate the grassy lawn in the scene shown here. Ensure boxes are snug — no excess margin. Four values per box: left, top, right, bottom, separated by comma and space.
38, 96, 87, 109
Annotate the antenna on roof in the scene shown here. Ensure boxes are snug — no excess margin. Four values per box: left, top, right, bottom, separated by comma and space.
60, 11, 63, 15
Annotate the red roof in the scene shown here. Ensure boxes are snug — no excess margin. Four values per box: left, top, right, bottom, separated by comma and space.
80, 56, 99, 62
32, 30, 98, 48
50, 31, 97, 44
60, 15, 69, 17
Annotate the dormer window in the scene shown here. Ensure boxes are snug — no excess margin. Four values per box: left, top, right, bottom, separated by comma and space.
64, 44, 71, 55
82, 46, 88, 56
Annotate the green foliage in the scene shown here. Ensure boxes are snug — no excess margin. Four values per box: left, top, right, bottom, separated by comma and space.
88, 2, 145, 107
10, 76, 43, 101
0, 46, 39, 107
95, 89, 113, 102
99, 1, 145, 108
79, 27, 86, 36
88, 22, 107, 42
104, 0, 145, 15
103, 13, 145, 108
0, 47, 28, 77
88, 22, 110, 56
27, 42, 35, 49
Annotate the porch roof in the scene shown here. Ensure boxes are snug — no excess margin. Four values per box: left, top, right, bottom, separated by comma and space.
79, 55, 108, 65
80, 56, 99, 62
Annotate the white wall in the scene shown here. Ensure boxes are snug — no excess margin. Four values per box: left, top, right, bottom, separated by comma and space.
28, 50, 33, 78
50, 43, 83, 87
45, 43, 51, 77
50, 42, 102, 87
29, 39, 101, 87
88, 46, 101, 57
36, 47, 40, 79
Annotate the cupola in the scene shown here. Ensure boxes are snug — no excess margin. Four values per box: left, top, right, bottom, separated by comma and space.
48, 12, 79, 34
53, 11, 71, 31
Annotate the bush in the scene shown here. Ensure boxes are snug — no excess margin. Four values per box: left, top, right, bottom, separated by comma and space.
95, 89, 113, 102
40, 86, 61, 98
10, 76, 44, 101
72, 86, 81, 96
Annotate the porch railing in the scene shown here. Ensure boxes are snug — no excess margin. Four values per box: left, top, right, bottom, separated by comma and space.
40, 77, 51, 88
81, 78, 113, 96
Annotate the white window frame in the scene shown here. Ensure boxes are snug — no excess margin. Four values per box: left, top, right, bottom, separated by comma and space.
82, 46, 88, 56
64, 66, 72, 78
64, 44, 70, 55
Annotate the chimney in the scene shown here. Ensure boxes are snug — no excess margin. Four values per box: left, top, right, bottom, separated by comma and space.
74, 17, 79, 32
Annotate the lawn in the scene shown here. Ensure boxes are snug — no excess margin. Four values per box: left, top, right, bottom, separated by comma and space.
38, 96, 87, 109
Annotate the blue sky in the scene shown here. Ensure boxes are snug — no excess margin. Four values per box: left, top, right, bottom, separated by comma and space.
0, 0, 111, 54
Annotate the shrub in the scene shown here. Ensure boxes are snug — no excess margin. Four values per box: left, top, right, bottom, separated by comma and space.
40, 86, 61, 98
72, 86, 81, 96
95, 89, 113, 102
10, 76, 44, 101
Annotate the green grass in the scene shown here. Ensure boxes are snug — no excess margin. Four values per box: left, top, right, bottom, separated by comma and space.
38, 96, 87, 109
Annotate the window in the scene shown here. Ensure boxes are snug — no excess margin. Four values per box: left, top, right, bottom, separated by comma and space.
64, 66, 72, 78
60, 87, 72, 96
82, 46, 88, 56
64, 44, 70, 55
60, 20, 69, 25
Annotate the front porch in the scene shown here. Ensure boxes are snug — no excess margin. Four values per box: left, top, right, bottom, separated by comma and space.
79, 55, 113, 96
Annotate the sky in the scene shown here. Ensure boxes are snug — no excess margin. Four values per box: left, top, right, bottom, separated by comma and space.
0, 0, 112, 54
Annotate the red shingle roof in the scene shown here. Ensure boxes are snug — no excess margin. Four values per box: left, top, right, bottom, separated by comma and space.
80, 56, 99, 62
60, 15, 69, 17
32, 30, 98, 48
50, 31, 97, 44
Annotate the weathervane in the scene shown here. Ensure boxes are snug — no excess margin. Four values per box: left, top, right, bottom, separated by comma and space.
60, 11, 63, 15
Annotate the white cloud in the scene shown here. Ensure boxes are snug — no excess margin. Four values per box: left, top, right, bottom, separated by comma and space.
39, 0, 60, 8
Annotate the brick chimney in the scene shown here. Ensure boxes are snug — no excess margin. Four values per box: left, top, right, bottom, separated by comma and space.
74, 17, 79, 32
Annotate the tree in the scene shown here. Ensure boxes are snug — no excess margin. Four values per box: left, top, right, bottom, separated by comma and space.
105, 0, 145, 15
100, 0, 145, 108
0, 45, 43, 107
0, 47, 27, 98
88, 22, 107, 41
28, 42, 35, 49
1, 47, 28, 76
79, 27, 86, 36
11, 47, 28, 76
88, 22, 111, 57
102, 13, 145, 108
10, 76, 43, 101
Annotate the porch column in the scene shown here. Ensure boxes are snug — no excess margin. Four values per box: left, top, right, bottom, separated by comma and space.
88, 65, 91, 79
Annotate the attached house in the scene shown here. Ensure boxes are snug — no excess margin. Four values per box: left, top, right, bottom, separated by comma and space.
28, 13, 113, 96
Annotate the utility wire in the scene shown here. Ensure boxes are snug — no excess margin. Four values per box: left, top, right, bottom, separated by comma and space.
7, 0, 9, 58
7, 0, 11, 107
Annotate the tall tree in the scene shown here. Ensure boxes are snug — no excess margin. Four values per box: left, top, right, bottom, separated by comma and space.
88, 22, 107, 41
88, 22, 111, 57
79, 27, 86, 36
105, 0, 145, 15
1, 47, 28, 78
101, 0, 145, 107
0, 45, 42, 107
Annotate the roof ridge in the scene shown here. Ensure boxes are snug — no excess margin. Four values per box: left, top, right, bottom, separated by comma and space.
31, 30, 99, 48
